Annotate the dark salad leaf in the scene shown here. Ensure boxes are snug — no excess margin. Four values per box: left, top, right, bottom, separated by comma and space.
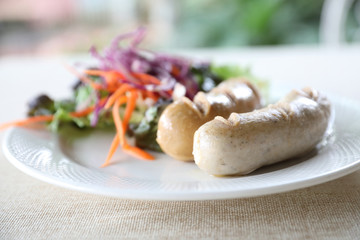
129, 100, 171, 152
27, 94, 55, 117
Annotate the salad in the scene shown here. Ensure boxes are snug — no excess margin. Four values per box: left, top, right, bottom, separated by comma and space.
0, 27, 267, 166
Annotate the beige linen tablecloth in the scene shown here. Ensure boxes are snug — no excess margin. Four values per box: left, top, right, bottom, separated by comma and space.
1, 46, 360, 239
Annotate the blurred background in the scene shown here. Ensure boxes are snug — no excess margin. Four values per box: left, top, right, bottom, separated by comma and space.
0, 0, 359, 56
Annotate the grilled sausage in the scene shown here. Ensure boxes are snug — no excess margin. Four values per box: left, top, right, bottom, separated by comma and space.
156, 79, 262, 161
193, 87, 332, 176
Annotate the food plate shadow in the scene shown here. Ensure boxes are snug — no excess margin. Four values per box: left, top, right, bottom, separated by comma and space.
246, 148, 320, 177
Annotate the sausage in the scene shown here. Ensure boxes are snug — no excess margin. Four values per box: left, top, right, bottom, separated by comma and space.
193, 87, 332, 176
156, 78, 262, 161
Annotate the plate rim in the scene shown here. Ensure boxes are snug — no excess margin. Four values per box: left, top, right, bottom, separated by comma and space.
3, 95, 360, 201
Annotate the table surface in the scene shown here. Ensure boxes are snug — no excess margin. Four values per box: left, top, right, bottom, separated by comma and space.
1, 45, 360, 239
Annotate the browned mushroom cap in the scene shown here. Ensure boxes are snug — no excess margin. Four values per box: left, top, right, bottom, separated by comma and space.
156, 78, 262, 161
156, 97, 205, 161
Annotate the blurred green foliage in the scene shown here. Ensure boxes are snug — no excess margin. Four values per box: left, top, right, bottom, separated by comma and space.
174, 0, 325, 47
346, 3, 360, 42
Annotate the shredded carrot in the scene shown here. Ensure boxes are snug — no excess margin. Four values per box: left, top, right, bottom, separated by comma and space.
98, 97, 108, 107
166, 89, 174, 96
0, 115, 54, 131
123, 143, 155, 160
85, 70, 156, 90
171, 65, 181, 77
112, 97, 127, 146
105, 84, 134, 109
85, 69, 125, 80
101, 134, 120, 167
133, 73, 161, 85
70, 107, 95, 118
0, 97, 110, 130
104, 72, 121, 89
122, 90, 138, 131
102, 88, 154, 166
63, 63, 103, 90
85, 70, 126, 90
84, 69, 104, 76
1, 99, 87, 130
143, 91, 159, 102
101, 133, 154, 167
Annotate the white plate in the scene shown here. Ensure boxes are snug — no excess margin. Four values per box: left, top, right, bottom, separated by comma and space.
3, 95, 360, 200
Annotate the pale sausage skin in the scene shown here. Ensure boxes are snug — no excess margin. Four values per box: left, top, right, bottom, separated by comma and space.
156, 79, 262, 161
193, 87, 332, 176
